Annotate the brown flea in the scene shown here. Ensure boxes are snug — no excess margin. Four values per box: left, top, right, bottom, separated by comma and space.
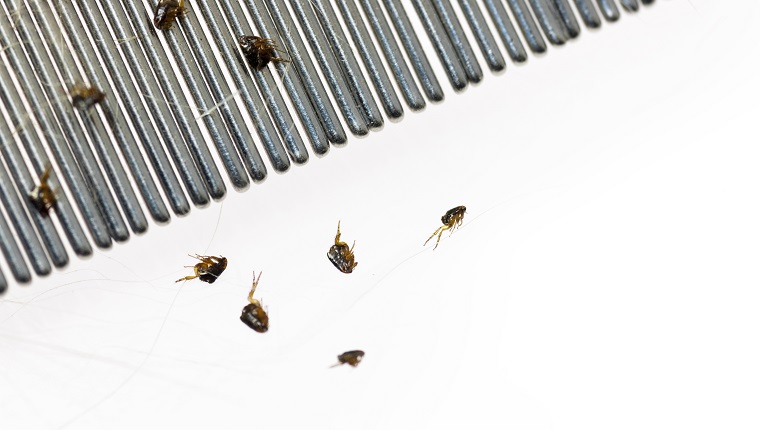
28, 164, 57, 217
240, 271, 269, 333
175, 254, 227, 283
424, 205, 466, 250
70, 82, 105, 111
331, 350, 365, 368
153, 0, 185, 30
327, 221, 357, 274
238, 35, 288, 70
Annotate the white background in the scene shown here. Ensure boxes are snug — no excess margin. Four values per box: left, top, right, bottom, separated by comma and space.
1, 0, 759, 429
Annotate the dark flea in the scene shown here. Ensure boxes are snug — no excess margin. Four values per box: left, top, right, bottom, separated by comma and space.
175, 254, 227, 283
28, 164, 57, 217
331, 350, 365, 368
153, 0, 185, 30
240, 271, 269, 333
238, 35, 288, 70
70, 82, 105, 111
327, 221, 357, 274
425, 205, 466, 250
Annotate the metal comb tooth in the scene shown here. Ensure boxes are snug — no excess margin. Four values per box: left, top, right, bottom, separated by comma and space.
288, 0, 371, 135
458, 0, 507, 73
262, 0, 347, 145
0, 202, 30, 284
482, 0, 528, 63
596, 0, 621, 21
0, 0, 650, 287
620, 0, 640, 12
412, 0, 468, 92
310, 0, 384, 130
0, 257, 6, 293
337, 0, 404, 120
359, 0, 426, 111
431, 0, 484, 83
573, 0, 603, 28
382, 0, 445, 102
528, 0, 570, 45
506, 0, 548, 54
551, 0, 582, 38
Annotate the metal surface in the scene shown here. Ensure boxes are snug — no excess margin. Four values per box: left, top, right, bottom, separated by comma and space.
0, 0, 651, 287
360, 0, 426, 111
337, 0, 404, 120
413, 0, 468, 91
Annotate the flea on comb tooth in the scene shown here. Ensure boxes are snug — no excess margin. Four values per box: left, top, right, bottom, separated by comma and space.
237, 0, 330, 155
238, 35, 289, 70
176, 254, 228, 283
327, 221, 358, 274
28, 164, 57, 217
425, 206, 467, 250
0, 111, 70, 267
0, 152, 51, 276
69, 82, 105, 111
153, 0, 185, 30
240, 271, 269, 333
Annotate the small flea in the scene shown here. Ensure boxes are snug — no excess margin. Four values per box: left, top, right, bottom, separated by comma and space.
240, 271, 269, 333
238, 35, 288, 70
28, 164, 57, 217
153, 0, 185, 30
424, 205, 466, 250
327, 221, 357, 274
175, 254, 227, 283
70, 82, 105, 111
331, 350, 365, 368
